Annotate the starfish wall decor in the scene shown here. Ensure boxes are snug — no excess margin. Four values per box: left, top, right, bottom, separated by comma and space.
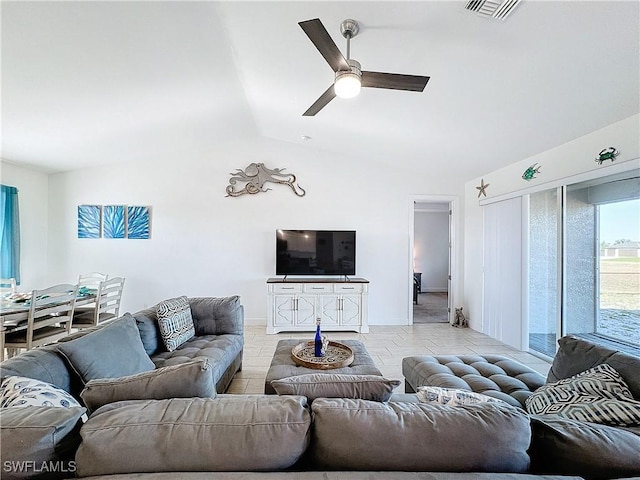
476, 179, 489, 198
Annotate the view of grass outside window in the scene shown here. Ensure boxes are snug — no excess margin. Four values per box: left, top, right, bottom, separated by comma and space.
598, 199, 640, 347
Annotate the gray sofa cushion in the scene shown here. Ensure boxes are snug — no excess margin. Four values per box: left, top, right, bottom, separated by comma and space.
1, 376, 82, 408
151, 334, 243, 388
80, 359, 215, 412
156, 296, 195, 352
271, 374, 400, 402
548, 335, 640, 399
310, 398, 531, 472
130, 310, 161, 356
529, 414, 640, 480
527, 363, 640, 427
402, 354, 545, 408
0, 406, 86, 479
54, 474, 586, 480
56, 316, 155, 384
0, 345, 74, 394
189, 296, 243, 336
75, 396, 311, 476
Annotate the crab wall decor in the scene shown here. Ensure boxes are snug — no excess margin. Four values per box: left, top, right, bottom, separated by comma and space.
522, 163, 541, 181
225, 162, 306, 197
595, 147, 619, 165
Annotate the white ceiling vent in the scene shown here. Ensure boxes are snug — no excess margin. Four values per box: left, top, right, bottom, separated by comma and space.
465, 0, 522, 20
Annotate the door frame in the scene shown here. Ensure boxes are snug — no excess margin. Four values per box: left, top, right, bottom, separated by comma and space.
408, 194, 459, 325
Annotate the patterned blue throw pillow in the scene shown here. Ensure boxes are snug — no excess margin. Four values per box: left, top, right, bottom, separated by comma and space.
0, 376, 82, 408
156, 296, 195, 352
525, 363, 640, 427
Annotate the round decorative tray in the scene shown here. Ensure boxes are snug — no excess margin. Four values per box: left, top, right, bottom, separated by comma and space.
291, 341, 355, 370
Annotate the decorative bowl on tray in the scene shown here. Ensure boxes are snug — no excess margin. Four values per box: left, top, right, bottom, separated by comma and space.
291, 341, 354, 369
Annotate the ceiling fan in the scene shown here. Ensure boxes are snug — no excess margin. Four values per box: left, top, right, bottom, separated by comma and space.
299, 18, 430, 116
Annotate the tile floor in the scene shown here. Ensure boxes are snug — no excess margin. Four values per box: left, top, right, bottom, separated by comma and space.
228, 323, 552, 394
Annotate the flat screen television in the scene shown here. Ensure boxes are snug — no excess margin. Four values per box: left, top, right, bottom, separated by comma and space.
276, 230, 356, 276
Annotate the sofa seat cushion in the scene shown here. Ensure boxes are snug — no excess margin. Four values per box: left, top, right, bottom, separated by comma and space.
310, 398, 531, 472
75, 396, 311, 476
1, 405, 86, 479
402, 355, 546, 408
151, 334, 243, 386
60, 473, 585, 480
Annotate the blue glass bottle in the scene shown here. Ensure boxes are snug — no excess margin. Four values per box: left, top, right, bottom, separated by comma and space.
314, 318, 323, 357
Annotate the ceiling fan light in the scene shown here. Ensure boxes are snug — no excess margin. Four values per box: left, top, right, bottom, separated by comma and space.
334, 72, 361, 98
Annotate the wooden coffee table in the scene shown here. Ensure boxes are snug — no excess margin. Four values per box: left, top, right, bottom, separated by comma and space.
264, 339, 382, 394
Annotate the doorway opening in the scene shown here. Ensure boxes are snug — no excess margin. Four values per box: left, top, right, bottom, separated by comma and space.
410, 197, 456, 324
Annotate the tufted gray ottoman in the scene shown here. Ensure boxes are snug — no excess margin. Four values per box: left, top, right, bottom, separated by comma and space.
265, 339, 382, 394
402, 355, 546, 407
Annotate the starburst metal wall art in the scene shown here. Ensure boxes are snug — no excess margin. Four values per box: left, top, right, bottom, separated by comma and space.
225, 162, 306, 197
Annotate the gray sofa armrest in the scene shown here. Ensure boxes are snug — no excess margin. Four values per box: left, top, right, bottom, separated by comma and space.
188, 296, 243, 336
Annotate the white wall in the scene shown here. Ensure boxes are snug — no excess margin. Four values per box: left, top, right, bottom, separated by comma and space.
45, 136, 465, 326
464, 113, 640, 332
414, 211, 449, 292
0, 162, 49, 290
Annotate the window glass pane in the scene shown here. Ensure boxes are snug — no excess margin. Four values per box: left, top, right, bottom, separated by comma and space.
528, 189, 559, 357
565, 171, 640, 351
564, 184, 598, 336
598, 199, 640, 346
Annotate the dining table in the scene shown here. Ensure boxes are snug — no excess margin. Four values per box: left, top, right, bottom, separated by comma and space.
0, 289, 97, 329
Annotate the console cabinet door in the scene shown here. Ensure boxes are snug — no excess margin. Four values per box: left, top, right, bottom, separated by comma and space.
340, 295, 362, 327
273, 295, 296, 326
295, 295, 316, 327
318, 296, 341, 327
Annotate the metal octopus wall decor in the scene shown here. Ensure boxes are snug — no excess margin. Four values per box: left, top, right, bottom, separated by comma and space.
225, 163, 306, 197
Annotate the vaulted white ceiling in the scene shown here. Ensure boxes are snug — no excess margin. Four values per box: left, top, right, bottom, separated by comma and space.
2, 1, 639, 179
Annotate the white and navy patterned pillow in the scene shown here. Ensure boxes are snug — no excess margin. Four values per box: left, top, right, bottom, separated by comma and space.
0, 376, 82, 409
526, 363, 640, 427
417, 386, 505, 406
156, 296, 195, 352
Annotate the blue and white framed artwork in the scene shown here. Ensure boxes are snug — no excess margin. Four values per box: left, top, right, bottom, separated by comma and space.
103, 205, 126, 239
127, 206, 150, 239
78, 205, 102, 238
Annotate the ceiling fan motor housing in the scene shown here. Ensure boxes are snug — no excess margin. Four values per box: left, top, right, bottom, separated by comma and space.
340, 19, 359, 39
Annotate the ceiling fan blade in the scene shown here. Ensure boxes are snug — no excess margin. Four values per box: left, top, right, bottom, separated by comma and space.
361, 71, 430, 92
299, 19, 350, 73
303, 85, 336, 116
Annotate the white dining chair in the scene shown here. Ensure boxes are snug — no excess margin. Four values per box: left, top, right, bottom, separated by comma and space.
78, 272, 108, 288
2, 283, 78, 359
72, 277, 125, 329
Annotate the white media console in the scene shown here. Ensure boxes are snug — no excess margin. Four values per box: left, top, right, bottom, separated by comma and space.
266, 277, 369, 334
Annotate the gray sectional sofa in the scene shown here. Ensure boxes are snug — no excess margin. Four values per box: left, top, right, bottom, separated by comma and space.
1, 298, 639, 480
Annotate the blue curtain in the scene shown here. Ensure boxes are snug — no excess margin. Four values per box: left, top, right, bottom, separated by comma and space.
0, 185, 21, 284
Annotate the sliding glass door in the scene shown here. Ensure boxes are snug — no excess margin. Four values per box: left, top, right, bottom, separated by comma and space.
527, 168, 640, 358
528, 188, 560, 357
